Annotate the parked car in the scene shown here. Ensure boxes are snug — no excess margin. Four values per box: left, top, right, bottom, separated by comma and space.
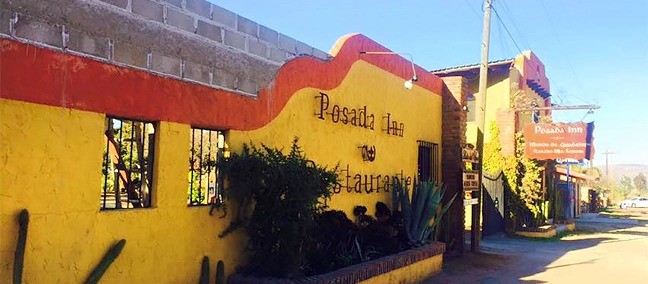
619, 197, 648, 209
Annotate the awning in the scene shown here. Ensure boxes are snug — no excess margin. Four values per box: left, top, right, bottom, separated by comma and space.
555, 167, 596, 181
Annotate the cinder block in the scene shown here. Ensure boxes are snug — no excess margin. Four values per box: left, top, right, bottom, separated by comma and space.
213, 68, 236, 89
224, 29, 245, 51
184, 60, 211, 84
114, 41, 148, 69
259, 25, 278, 45
162, 0, 183, 8
237, 77, 257, 94
186, 0, 211, 19
211, 5, 235, 29
99, 0, 129, 9
268, 47, 287, 63
15, 15, 63, 48
236, 16, 257, 37
248, 39, 267, 58
151, 51, 181, 76
312, 49, 330, 60
67, 28, 110, 59
0, 9, 11, 36
167, 8, 195, 33
132, 0, 164, 22
278, 33, 296, 53
295, 40, 313, 56
197, 20, 222, 42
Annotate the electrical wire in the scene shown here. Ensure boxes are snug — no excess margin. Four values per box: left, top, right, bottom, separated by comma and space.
538, 0, 594, 106
491, 1, 583, 122
462, 0, 482, 21
491, 6, 524, 54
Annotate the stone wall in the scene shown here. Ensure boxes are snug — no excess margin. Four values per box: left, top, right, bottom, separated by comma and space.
0, 0, 330, 95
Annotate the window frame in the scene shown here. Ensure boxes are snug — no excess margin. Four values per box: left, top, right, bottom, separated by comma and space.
188, 127, 227, 207
417, 140, 440, 183
466, 94, 476, 123
101, 116, 157, 210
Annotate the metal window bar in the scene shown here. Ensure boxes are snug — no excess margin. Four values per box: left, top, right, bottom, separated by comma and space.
199, 130, 204, 204
101, 117, 155, 210
189, 128, 223, 206
416, 141, 440, 182
432, 143, 439, 181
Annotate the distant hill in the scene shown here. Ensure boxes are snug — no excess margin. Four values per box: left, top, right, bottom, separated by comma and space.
597, 164, 648, 180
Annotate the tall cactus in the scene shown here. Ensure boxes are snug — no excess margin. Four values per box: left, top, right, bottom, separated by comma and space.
199, 256, 210, 284
215, 260, 225, 284
85, 239, 126, 284
13, 209, 29, 284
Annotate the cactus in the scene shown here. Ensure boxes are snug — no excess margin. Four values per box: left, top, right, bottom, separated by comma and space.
215, 260, 225, 284
85, 239, 126, 284
199, 256, 210, 284
13, 209, 29, 284
392, 180, 457, 245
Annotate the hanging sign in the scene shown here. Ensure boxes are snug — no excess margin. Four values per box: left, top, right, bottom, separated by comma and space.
462, 144, 479, 163
524, 122, 595, 160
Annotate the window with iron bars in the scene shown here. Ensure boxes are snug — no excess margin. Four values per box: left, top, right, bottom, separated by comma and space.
188, 128, 226, 206
101, 117, 156, 210
417, 141, 439, 182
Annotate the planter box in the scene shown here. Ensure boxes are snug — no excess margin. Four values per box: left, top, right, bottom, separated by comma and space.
565, 222, 576, 231
514, 225, 557, 238
230, 242, 445, 284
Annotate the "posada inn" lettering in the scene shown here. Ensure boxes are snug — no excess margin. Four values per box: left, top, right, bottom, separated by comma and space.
315, 92, 405, 137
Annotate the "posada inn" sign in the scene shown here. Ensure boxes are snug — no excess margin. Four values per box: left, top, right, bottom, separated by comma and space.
523, 122, 595, 160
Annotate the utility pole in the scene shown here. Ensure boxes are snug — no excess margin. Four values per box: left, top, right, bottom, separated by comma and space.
473, 0, 492, 252
603, 150, 615, 179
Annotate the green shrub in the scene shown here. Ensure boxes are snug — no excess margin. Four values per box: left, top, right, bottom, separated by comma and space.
217, 138, 338, 278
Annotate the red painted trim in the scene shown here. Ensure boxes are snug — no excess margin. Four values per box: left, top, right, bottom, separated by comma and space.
0, 35, 443, 130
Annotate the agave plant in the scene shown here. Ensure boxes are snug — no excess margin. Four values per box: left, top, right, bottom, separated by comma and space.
392, 179, 457, 246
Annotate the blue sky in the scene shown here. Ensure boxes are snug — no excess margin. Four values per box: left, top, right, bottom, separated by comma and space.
213, 0, 648, 166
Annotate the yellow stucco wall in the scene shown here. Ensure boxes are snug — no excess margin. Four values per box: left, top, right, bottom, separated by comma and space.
0, 99, 245, 283
465, 77, 511, 145
230, 60, 442, 216
0, 60, 442, 282
359, 254, 443, 284
515, 228, 557, 238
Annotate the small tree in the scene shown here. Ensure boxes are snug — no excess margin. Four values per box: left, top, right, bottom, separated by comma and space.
634, 173, 647, 193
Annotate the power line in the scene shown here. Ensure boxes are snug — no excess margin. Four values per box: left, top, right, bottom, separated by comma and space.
538, 0, 594, 106
491, 1, 585, 122
498, 0, 532, 49
491, 6, 523, 54
462, 0, 482, 20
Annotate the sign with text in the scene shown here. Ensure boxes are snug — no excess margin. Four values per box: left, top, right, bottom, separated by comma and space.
524, 122, 595, 160
463, 170, 480, 191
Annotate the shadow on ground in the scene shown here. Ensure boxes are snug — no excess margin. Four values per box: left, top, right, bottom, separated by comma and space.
424, 219, 648, 283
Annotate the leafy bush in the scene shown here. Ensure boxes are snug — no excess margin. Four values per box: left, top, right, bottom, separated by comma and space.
484, 122, 544, 227
217, 138, 338, 278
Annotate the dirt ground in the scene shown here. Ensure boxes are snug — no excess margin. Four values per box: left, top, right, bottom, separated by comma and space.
424, 217, 648, 283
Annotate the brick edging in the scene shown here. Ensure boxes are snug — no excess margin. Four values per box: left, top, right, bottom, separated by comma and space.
229, 242, 446, 284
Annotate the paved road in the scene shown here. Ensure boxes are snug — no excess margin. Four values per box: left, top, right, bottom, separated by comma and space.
425, 217, 648, 283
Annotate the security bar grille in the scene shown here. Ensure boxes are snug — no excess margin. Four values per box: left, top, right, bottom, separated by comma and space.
188, 128, 225, 206
101, 117, 156, 210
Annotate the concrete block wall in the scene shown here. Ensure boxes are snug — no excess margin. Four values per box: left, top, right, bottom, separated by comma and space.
440, 76, 469, 254
0, 0, 331, 96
